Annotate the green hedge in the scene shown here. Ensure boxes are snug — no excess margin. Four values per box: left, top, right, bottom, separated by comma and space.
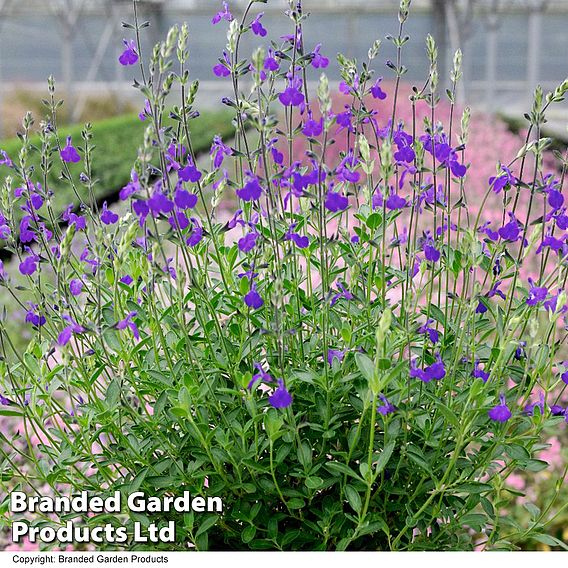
0, 110, 234, 216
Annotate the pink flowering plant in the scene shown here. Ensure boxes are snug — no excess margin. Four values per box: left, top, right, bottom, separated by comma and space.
1, 0, 568, 551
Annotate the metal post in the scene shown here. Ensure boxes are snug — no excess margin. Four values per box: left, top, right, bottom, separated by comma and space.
526, 2, 543, 105
485, 11, 499, 113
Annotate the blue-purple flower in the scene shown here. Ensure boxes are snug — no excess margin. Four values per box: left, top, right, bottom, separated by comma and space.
212, 1, 233, 25
410, 354, 446, 382
245, 283, 264, 309
325, 190, 348, 213
488, 394, 512, 423
269, 379, 293, 409
117, 311, 140, 341
377, 394, 396, 416
279, 78, 305, 107
248, 362, 273, 390
418, 319, 439, 343
251, 13, 267, 37
118, 39, 138, 66
70, 278, 84, 296
236, 176, 263, 202
311, 44, 329, 68
60, 137, 81, 163
472, 360, 490, 382
100, 202, 118, 225
526, 278, 548, 306
327, 349, 346, 366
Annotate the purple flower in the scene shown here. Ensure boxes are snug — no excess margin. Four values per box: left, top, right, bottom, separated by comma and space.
20, 216, 35, 243
279, 79, 305, 107
386, 189, 407, 210
336, 108, 354, 133
526, 278, 548, 306
489, 165, 517, 194
58, 317, 85, 347
210, 135, 232, 168
248, 363, 273, 390
62, 205, 86, 230
117, 311, 140, 341
238, 231, 259, 253
536, 233, 565, 255
148, 192, 174, 217
212, 1, 233, 25
285, 223, 309, 249
121, 275, 134, 286
524, 392, 545, 417
472, 360, 490, 382
515, 342, 526, 360
174, 188, 198, 210
550, 405, 565, 417
178, 162, 202, 183
70, 279, 84, 296
133, 199, 149, 226
499, 213, 521, 242
120, 170, 141, 200
325, 190, 348, 213
0, 394, 10, 406
139, 99, 151, 121
244, 284, 263, 309
410, 354, 445, 383
119, 39, 138, 66
213, 51, 231, 77
100, 202, 118, 225
213, 62, 231, 77
0, 149, 13, 167
251, 13, 267, 37
377, 394, 396, 416
548, 188, 564, 212
488, 393, 512, 423
561, 363, 568, 385
186, 219, 204, 247
60, 136, 81, 163
327, 349, 345, 366
302, 116, 323, 137
418, 319, 439, 343
237, 176, 263, 202
311, 43, 329, 68
0, 219, 10, 240
19, 253, 39, 276
423, 241, 440, 263
25, 304, 46, 327
264, 49, 280, 72
269, 379, 293, 409
370, 78, 387, 100
0, 260, 6, 281
330, 282, 353, 306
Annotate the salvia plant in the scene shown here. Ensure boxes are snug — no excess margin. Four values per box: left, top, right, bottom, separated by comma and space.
1, 0, 568, 552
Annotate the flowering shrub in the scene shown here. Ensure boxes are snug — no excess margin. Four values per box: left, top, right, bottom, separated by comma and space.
1, 0, 568, 552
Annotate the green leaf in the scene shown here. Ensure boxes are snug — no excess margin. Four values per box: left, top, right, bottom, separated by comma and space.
344, 485, 362, 514
375, 440, 396, 475
504, 444, 530, 461
241, 525, 257, 543
195, 515, 219, 538
436, 403, 460, 428
449, 482, 493, 495
355, 352, 375, 382
325, 462, 365, 482
305, 477, 324, 490
530, 533, 568, 550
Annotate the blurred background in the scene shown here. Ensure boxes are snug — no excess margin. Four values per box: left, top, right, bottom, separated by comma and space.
0, 0, 567, 137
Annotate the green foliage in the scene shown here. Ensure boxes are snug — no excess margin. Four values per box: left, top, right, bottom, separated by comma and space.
0, 109, 233, 216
